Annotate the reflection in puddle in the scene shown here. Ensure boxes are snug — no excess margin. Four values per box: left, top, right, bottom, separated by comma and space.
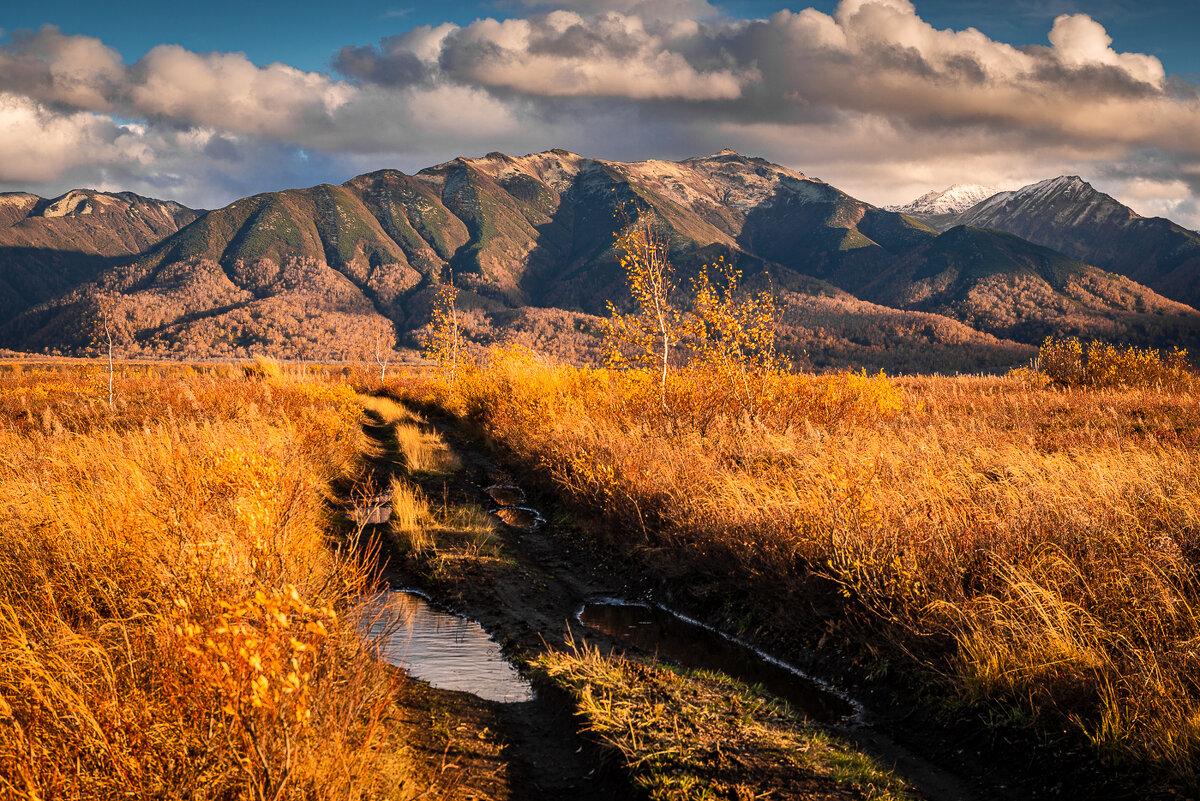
484, 484, 525, 507
357, 591, 533, 703
491, 506, 544, 530
578, 600, 857, 724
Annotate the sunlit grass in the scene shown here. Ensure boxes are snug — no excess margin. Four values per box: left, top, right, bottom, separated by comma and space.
407, 343, 1200, 785
536, 641, 915, 800
377, 398, 500, 562
0, 361, 421, 800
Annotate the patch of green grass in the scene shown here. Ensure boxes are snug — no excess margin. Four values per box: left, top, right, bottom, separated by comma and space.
535, 642, 916, 800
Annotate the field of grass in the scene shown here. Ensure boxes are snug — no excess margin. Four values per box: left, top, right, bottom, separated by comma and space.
5, 343, 1197, 796
0, 360, 429, 800
407, 343, 1200, 786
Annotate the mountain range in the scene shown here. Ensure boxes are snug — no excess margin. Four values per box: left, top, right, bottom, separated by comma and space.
2, 150, 1197, 373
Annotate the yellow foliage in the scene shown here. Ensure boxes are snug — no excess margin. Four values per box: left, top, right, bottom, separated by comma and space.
689, 258, 783, 422
421, 279, 465, 380
0, 363, 414, 800
601, 216, 685, 414
1031, 336, 1196, 389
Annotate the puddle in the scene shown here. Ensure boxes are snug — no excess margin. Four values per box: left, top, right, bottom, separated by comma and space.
346, 494, 392, 525
491, 506, 545, 530
578, 600, 857, 724
485, 484, 525, 507
357, 590, 534, 703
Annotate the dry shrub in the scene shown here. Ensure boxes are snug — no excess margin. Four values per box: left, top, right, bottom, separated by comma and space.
1034, 336, 1195, 389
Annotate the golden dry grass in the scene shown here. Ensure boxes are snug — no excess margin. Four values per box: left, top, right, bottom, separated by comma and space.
0, 362, 425, 800
411, 344, 1200, 785
376, 399, 500, 561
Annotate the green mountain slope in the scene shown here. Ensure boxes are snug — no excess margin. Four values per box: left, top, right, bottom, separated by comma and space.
3, 152, 1195, 371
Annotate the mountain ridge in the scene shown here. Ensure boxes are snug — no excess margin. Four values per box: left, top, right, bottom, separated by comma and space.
0, 189, 201, 326
909, 175, 1200, 310
2, 151, 1197, 372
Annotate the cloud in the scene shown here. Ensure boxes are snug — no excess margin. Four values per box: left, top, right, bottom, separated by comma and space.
435, 12, 756, 99
127, 46, 355, 137
0, 26, 124, 111
332, 24, 456, 88
1046, 13, 1164, 87
515, 0, 720, 23
0, 92, 145, 182
1, 2, 1200, 229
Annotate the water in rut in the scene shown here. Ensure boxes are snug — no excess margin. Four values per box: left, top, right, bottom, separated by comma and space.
357, 590, 533, 703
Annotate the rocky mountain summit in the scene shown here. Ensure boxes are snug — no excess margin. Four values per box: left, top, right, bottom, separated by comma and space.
914, 176, 1200, 310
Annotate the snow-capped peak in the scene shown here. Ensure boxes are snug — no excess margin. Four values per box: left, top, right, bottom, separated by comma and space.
961, 175, 1141, 225
887, 184, 1001, 215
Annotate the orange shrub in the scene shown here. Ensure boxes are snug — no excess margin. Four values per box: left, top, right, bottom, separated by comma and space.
1035, 336, 1195, 389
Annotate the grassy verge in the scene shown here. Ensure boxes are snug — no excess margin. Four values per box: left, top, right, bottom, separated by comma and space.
0, 361, 426, 799
536, 642, 915, 800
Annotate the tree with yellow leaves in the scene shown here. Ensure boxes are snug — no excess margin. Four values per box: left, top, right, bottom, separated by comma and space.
690, 257, 783, 422
601, 214, 687, 414
421, 276, 464, 381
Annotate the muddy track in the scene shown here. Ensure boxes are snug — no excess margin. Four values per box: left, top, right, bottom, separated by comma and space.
365, 400, 1162, 801
350, 408, 636, 800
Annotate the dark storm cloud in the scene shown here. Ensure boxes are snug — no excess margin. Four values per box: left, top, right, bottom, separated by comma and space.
333, 39, 430, 88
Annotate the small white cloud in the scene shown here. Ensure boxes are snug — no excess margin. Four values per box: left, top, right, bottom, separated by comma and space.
1048, 14, 1165, 88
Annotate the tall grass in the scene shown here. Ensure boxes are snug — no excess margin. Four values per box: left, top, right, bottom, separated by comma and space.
414, 344, 1200, 785
0, 363, 416, 799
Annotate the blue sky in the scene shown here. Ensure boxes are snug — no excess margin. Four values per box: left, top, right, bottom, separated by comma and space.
2, 0, 1199, 225
4, 0, 1195, 74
